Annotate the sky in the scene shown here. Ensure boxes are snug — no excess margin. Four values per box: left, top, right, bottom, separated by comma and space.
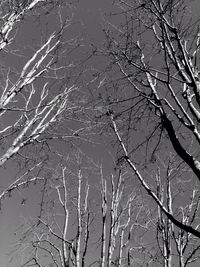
1, 1, 200, 266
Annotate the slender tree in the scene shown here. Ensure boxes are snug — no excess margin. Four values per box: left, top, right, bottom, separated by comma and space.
10, 150, 96, 267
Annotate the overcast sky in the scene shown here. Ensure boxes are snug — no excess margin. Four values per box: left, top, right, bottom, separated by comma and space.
2, 1, 200, 266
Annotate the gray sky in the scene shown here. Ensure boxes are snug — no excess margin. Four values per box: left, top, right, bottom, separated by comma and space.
2, 1, 200, 266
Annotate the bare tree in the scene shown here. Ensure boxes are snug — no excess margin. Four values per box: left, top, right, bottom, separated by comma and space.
155, 155, 200, 267
5, 0, 200, 265
10, 147, 158, 267
0, 0, 96, 265
91, 0, 200, 238
10, 150, 95, 267
98, 167, 157, 267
